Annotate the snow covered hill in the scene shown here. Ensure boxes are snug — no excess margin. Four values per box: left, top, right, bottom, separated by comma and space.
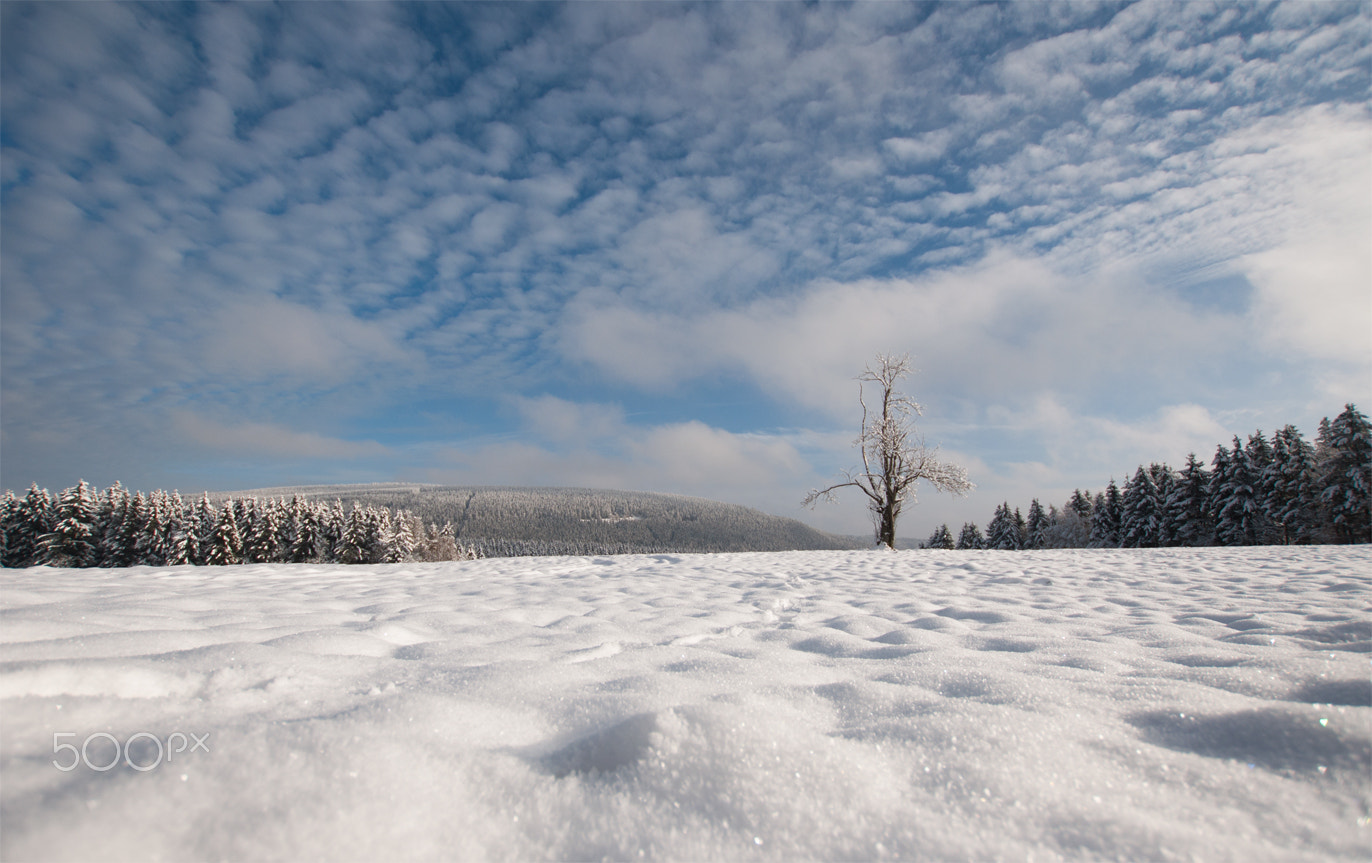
1, 547, 1369, 860
217, 484, 864, 556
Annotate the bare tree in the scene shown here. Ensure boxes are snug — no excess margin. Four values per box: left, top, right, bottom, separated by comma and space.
804, 353, 973, 548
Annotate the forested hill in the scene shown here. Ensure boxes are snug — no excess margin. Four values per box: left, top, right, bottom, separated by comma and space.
217, 484, 864, 557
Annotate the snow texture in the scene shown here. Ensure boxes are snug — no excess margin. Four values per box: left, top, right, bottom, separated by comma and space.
1, 547, 1369, 861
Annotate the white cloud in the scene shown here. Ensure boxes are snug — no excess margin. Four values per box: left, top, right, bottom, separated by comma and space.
512, 395, 626, 444
609, 207, 781, 308
200, 297, 410, 384
829, 155, 883, 180
1001, 398, 1235, 475
883, 131, 953, 164
1232, 106, 1372, 370
630, 421, 806, 490
1246, 237, 1372, 365
560, 250, 1242, 417
172, 414, 390, 460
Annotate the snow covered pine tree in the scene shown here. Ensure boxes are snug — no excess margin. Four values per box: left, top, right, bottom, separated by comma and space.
1319, 404, 1372, 544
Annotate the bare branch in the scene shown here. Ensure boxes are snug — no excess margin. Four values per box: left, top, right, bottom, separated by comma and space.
803, 471, 882, 509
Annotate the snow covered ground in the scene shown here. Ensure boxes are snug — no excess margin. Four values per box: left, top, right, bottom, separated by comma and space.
1, 547, 1369, 861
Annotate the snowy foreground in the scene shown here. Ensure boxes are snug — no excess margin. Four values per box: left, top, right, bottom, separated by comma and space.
2, 548, 1369, 862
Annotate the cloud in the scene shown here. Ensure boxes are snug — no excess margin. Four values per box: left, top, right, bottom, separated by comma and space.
512, 395, 626, 444
883, 131, 953, 164
199, 297, 411, 385
1231, 106, 1372, 369
630, 421, 806, 490
987, 398, 1235, 475
1246, 237, 1372, 366
172, 414, 390, 461
560, 250, 1245, 417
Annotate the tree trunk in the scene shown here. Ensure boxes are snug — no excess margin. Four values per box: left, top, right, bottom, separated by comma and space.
878, 504, 897, 549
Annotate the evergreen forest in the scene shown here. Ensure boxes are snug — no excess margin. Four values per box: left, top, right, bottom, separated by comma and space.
925, 403, 1371, 550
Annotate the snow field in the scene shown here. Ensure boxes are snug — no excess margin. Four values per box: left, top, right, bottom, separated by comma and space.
1, 547, 1369, 861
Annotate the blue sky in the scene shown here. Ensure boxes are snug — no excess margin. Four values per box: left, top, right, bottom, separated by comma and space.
2, 1, 1369, 540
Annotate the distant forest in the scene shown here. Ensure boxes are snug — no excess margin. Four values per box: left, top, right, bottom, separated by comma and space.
926, 403, 1371, 550
0, 485, 860, 568
264, 485, 858, 557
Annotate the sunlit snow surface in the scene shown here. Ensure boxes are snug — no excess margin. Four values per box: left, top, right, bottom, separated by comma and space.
2, 548, 1369, 861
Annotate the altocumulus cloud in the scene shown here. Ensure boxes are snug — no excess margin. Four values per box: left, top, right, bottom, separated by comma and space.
1, 1, 1368, 538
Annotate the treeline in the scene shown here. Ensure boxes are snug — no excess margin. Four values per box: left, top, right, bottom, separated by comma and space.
219, 485, 862, 554
0, 486, 481, 568
0, 483, 864, 568
924, 403, 1371, 550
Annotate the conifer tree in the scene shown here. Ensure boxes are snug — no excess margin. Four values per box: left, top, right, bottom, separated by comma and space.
271, 498, 297, 562
1244, 433, 1279, 543
10, 484, 55, 567
1316, 416, 1334, 455
338, 503, 372, 564
192, 493, 218, 565
0, 490, 16, 567
387, 510, 418, 562
1067, 489, 1093, 521
1090, 480, 1123, 547
245, 499, 281, 563
1215, 437, 1261, 545
233, 498, 255, 553
370, 507, 392, 564
96, 483, 131, 566
1120, 466, 1159, 548
1266, 425, 1321, 544
924, 523, 955, 549
137, 491, 169, 566
6, 488, 32, 567
39, 481, 100, 566
956, 522, 984, 549
288, 496, 320, 563
112, 493, 144, 566
986, 503, 1020, 550
1152, 465, 1178, 546
1025, 499, 1048, 549
164, 491, 192, 565
1319, 403, 1372, 543
1245, 431, 1274, 474
322, 500, 346, 562
206, 503, 243, 565
1206, 444, 1232, 543
1166, 454, 1211, 546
